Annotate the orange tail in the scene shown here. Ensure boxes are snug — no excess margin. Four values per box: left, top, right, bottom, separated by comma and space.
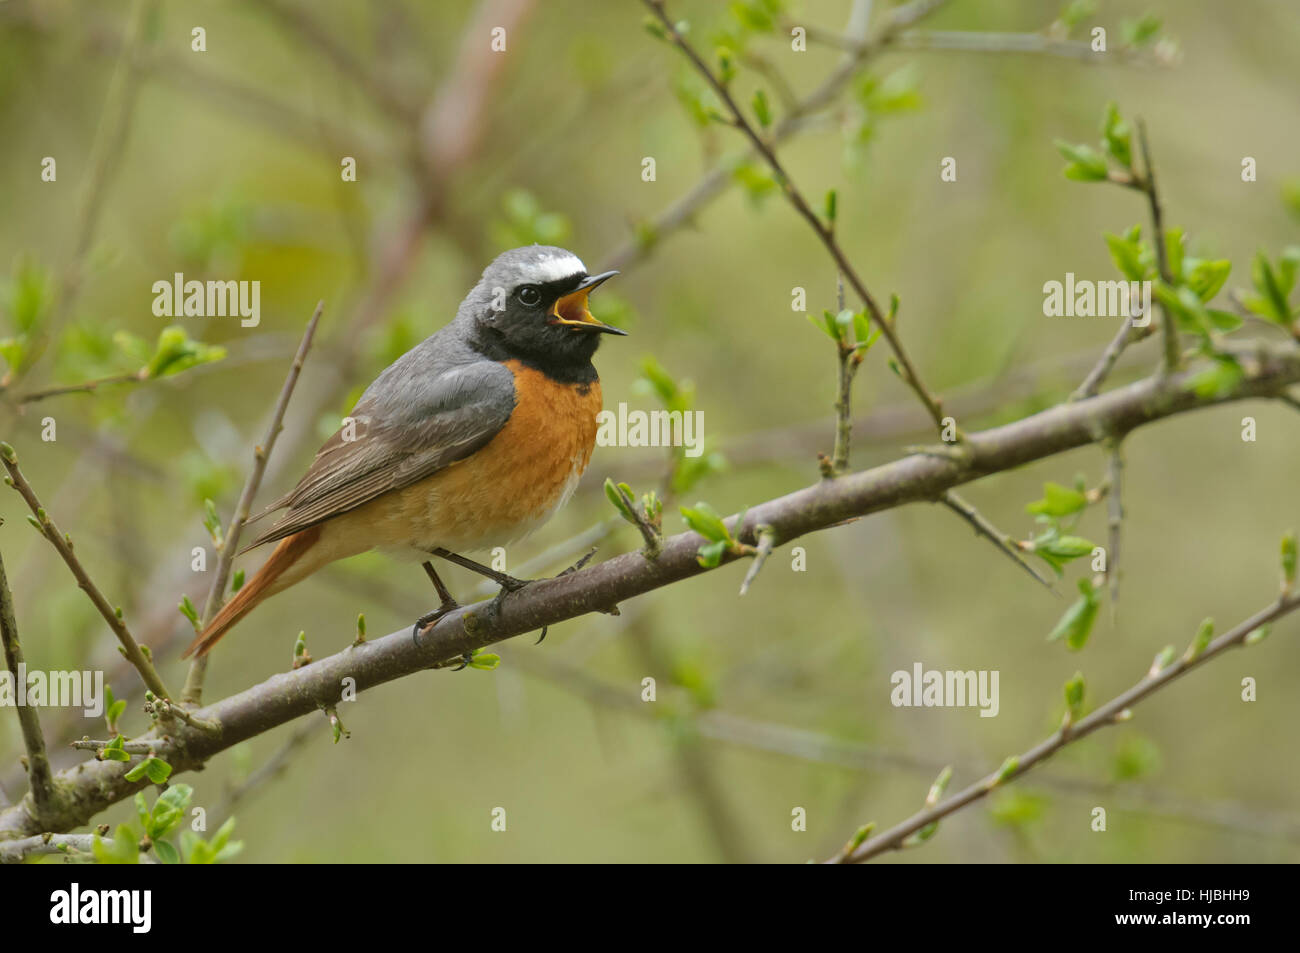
182, 528, 322, 659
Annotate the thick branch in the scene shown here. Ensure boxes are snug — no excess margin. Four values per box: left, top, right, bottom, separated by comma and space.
2, 343, 1298, 841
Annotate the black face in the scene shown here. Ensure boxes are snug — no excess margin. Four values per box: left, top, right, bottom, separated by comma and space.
473, 272, 621, 382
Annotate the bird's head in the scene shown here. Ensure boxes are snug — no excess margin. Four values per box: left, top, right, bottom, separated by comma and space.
462, 246, 625, 367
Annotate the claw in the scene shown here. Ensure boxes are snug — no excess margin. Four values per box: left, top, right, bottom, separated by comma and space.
535, 625, 548, 645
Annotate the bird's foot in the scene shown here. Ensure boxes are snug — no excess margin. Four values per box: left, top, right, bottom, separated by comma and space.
411, 598, 461, 648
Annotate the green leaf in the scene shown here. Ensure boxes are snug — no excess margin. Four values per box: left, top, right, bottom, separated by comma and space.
1047, 579, 1100, 650
807, 310, 839, 341
1038, 534, 1096, 561
1026, 481, 1088, 518
125, 756, 173, 784
1189, 355, 1243, 399
178, 594, 200, 631
467, 651, 501, 671
92, 825, 140, 865
1064, 672, 1086, 719
1185, 618, 1214, 662
681, 502, 730, 543
146, 783, 192, 839
102, 735, 131, 762
1282, 531, 1297, 588
1057, 0, 1097, 31
1245, 624, 1271, 646
1247, 251, 1293, 324
696, 539, 727, 568
142, 326, 226, 379
1053, 139, 1108, 182
1149, 644, 1177, 674
1165, 227, 1184, 282
1104, 232, 1148, 281
1113, 734, 1161, 781
1186, 258, 1231, 302
823, 189, 837, 226
1120, 13, 1161, 47
1100, 102, 1132, 168
751, 88, 772, 128
153, 839, 180, 865
604, 477, 635, 520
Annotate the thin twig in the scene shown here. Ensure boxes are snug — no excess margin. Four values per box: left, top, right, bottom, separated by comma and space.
1072, 314, 1137, 400
940, 491, 1057, 592
0, 445, 171, 700
212, 721, 317, 824
831, 591, 1300, 862
645, 0, 951, 436
70, 738, 163, 755
0, 833, 98, 864
737, 525, 776, 596
0, 545, 58, 820
182, 302, 324, 706
602, 0, 952, 273
1106, 442, 1125, 618
13, 371, 146, 406
1137, 119, 1180, 374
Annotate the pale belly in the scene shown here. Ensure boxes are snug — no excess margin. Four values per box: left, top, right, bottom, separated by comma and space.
338, 363, 601, 560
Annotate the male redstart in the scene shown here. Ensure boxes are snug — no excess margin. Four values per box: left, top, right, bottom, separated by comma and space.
183, 246, 624, 658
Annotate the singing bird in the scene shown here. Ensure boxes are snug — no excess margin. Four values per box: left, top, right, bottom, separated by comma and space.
183, 246, 625, 659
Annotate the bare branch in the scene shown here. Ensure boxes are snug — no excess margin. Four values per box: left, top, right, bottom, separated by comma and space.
182, 302, 324, 706
0, 445, 171, 700
645, 0, 951, 434
940, 491, 1057, 592
831, 591, 1300, 863
0, 546, 58, 821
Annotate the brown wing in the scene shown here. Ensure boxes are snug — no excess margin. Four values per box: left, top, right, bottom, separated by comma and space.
240, 359, 516, 552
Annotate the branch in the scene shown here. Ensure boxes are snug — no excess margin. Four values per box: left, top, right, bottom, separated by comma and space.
0, 832, 98, 864
644, 0, 950, 434
2, 342, 1299, 840
602, 0, 952, 273
1138, 120, 1180, 374
182, 302, 324, 705
830, 590, 1300, 862
12, 371, 145, 406
939, 491, 1057, 592
0, 545, 57, 821
0, 445, 171, 700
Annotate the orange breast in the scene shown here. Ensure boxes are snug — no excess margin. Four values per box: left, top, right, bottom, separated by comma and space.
370, 359, 601, 553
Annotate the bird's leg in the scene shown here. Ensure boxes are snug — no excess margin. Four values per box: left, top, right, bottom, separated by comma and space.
411, 561, 464, 657
430, 548, 530, 592
429, 546, 601, 647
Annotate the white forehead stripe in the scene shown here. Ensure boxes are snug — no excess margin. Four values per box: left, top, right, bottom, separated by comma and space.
519, 254, 586, 284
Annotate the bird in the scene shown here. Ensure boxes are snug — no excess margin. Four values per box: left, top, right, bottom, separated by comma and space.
182, 245, 625, 660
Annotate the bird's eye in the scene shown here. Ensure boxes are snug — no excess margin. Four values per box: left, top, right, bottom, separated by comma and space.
515, 286, 542, 307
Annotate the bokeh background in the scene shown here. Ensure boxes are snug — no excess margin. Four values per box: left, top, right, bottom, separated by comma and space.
1, 0, 1298, 862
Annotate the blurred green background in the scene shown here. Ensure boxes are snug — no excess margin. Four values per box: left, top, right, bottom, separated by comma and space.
1, 0, 1298, 862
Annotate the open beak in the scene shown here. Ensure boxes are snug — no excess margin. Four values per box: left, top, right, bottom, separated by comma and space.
548, 271, 626, 335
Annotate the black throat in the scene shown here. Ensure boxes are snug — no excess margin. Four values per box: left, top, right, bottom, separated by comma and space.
468, 325, 600, 385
